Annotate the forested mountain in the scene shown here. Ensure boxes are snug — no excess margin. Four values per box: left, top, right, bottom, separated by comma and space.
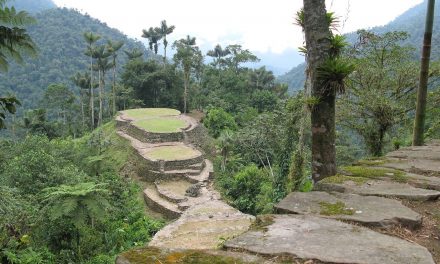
0, 6, 151, 109
7, 0, 56, 13
278, 0, 440, 94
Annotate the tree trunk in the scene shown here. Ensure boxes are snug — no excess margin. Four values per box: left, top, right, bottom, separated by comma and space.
80, 90, 85, 129
98, 70, 103, 127
112, 62, 117, 116
90, 56, 95, 129
163, 38, 167, 64
303, 0, 336, 182
413, 0, 435, 146
183, 69, 189, 114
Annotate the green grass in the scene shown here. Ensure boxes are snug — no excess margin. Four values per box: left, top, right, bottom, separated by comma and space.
133, 118, 187, 133
122, 108, 181, 120
342, 166, 408, 183
319, 201, 355, 216
320, 174, 369, 185
146, 145, 200, 161
320, 166, 408, 186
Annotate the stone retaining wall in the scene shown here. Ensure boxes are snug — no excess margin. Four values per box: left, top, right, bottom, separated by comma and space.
163, 155, 205, 171
184, 124, 215, 157
126, 123, 184, 143
143, 191, 181, 219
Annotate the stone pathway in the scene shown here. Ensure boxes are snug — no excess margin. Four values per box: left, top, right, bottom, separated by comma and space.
224, 215, 435, 264
116, 110, 439, 264
115, 109, 254, 263
228, 142, 440, 264
275, 191, 422, 228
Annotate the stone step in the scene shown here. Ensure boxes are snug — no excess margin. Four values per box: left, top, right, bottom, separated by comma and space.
186, 159, 213, 183
386, 145, 440, 161
315, 180, 440, 201
149, 200, 255, 250
380, 159, 440, 177
154, 180, 193, 203
224, 214, 435, 264
143, 186, 182, 219
188, 160, 206, 171
275, 191, 421, 229
164, 168, 201, 176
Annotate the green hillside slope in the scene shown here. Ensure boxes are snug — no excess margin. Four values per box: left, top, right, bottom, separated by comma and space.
0, 7, 151, 109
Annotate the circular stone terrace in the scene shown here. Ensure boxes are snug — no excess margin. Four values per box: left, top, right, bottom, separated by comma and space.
119, 108, 191, 134
144, 145, 201, 161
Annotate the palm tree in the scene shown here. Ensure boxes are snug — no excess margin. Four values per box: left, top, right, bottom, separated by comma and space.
413, 0, 436, 146
173, 35, 203, 113
40, 182, 110, 261
142, 27, 162, 55
0, 0, 36, 128
91, 45, 112, 126
0, 0, 36, 71
72, 72, 93, 128
124, 48, 143, 60
156, 20, 175, 63
207, 44, 230, 68
83, 32, 101, 128
106, 40, 124, 115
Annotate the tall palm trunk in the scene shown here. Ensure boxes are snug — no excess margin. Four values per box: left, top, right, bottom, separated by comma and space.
183, 67, 190, 114
80, 90, 85, 128
112, 60, 116, 115
303, 0, 335, 182
98, 69, 103, 126
413, 0, 435, 146
90, 56, 95, 128
163, 38, 167, 64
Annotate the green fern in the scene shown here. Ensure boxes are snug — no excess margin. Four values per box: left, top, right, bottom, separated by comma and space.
40, 182, 110, 228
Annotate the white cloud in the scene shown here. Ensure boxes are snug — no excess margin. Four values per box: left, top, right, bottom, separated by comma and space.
53, 0, 423, 54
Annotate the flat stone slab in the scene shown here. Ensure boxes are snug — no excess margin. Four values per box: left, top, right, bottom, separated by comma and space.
379, 158, 440, 176
315, 180, 440, 201
387, 145, 440, 161
149, 200, 254, 250
224, 214, 435, 264
116, 247, 272, 264
275, 191, 421, 228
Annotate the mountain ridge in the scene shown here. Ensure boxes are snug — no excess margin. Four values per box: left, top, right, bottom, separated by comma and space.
0, 6, 152, 109
278, 0, 439, 94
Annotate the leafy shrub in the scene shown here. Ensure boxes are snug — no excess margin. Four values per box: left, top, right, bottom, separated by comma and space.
224, 164, 274, 215
203, 107, 237, 138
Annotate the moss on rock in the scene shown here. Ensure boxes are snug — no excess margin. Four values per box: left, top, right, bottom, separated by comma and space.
319, 201, 355, 216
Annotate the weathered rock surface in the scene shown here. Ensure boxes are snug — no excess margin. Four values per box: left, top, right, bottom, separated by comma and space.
275, 191, 421, 228
116, 247, 270, 264
149, 200, 254, 250
381, 159, 440, 176
224, 214, 435, 264
315, 180, 440, 201
387, 144, 440, 161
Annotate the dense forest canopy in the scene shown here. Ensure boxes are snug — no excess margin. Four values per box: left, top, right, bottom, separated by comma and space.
6, 0, 55, 13
0, 7, 151, 110
0, 0, 439, 263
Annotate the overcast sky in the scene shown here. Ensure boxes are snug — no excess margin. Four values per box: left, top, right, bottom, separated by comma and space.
52, 0, 423, 56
